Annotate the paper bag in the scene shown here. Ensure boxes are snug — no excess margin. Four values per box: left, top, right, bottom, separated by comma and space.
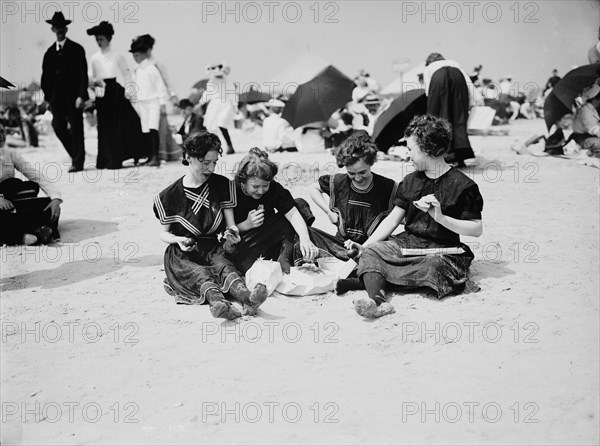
275, 265, 337, 296
245, 259, 283, 296
317, 257, 357, 279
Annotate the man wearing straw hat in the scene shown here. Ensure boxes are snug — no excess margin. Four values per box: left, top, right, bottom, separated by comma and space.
41, 11, 89, 172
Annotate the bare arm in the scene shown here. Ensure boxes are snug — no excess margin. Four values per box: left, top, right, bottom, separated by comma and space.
438, 216, 482, 237
363, 206, 406, 247
284, 206, 317, 260
308, 184, 333, 217
420, 197, 483, 237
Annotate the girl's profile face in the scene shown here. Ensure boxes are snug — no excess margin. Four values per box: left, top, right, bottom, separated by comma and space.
188, 150, 219, 181
242, 177, 270, 200
346, 158, 373, 187
406, 136, 429, 171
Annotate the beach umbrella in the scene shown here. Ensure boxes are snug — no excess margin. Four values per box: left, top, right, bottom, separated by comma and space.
0, 76, 16, 89
282, 65, 354, 129
238, 87, 271, 105
192, 78, 209, 90
544, 63, 600, 130
372, 88, 427, 152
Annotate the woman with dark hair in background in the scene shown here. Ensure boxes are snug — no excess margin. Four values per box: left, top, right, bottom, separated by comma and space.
87, 21, 144, 168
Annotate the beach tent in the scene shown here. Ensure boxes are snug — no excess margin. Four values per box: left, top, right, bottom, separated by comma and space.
380, 62, 426, 96
268, 51, 331, 94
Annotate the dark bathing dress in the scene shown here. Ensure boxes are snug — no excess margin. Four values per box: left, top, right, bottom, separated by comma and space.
304, 172, 398, 262
153, 174, 243, 304
229, 180, 314, 274
427, 66, 475, 164
358, 167, 483, 298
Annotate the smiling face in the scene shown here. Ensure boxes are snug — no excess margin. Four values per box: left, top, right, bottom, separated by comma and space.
242, 177, 270, 200
346, 158, 373, 187
406, 136, 430, 171
187, 150, 219, 183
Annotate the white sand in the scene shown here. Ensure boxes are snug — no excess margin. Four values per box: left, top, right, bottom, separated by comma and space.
1, 119, 598, 445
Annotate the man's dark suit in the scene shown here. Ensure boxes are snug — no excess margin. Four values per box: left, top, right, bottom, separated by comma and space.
178, 113, 205, 142
41, 38, 88, 169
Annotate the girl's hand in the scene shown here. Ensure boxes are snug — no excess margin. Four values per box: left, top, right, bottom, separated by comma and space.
413, 194, 436, 213
177, 237, 196, 252
425, 196, 444, 223
245, 208, 264, 229
344, 240, 363, 258
0, 197, 14, 211
224, 226, 240, 244
299, 238, 319, 261
327, 210, 339, 225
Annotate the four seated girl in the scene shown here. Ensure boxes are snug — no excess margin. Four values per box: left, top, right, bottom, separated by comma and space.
156, 115, 483, 320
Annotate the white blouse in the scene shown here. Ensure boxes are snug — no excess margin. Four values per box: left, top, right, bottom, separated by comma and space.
89, 46, 132, 86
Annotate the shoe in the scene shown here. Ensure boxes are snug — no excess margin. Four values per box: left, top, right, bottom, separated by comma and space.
145, 156, 160, 167
22, 234, 38, 246
226, 146, 235, 155
33, 226, 53, 244
244, 283, 268, 316
353, 297, 395, 319
209, 301, 242, 320
68, 166, 83, 173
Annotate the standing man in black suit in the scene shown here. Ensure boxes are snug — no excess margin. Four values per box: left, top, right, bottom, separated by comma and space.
41, 12, 89, 172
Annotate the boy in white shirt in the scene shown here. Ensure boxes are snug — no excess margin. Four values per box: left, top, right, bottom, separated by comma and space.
129, 37, 167, 167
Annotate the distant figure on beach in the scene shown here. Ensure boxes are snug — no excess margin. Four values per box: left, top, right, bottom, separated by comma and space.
87, 21, 145, 169
572, 83, 600, 155
341, 115, 484, 319
423, 52, 474, 167
262, 99, 296, 153
153, 131, 267, 319
544, 69, 562, 93
200, 63, 238, 154
41, 11, 88, 172
129, 36, 167, 167
176, 98, 205, 142
136, 34, 181, 162
0, 120, 62, 245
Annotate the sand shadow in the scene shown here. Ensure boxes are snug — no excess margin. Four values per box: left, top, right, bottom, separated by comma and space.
57, 219, 120, 243
0, 254, 163, 292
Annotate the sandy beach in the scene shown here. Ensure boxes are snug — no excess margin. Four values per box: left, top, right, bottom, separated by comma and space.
1, 118, 599, 444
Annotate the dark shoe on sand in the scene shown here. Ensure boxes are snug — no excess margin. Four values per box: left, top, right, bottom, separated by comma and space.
244, 283, 268, 316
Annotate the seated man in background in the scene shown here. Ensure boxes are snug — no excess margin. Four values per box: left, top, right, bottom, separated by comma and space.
572, 86, 600, 156
177, 98, 205, 142
262, 99, 296, 152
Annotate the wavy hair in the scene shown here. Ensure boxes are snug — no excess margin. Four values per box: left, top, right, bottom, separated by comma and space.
181, 131, 222, 165
404, 115, 452, 158
334, 132, 378, 168
234, 147, 278, 184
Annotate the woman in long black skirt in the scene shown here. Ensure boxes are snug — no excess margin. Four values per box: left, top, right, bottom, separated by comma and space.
344, 115, 484, 319
153, 132, 267, 319
87, 21, 145, 169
